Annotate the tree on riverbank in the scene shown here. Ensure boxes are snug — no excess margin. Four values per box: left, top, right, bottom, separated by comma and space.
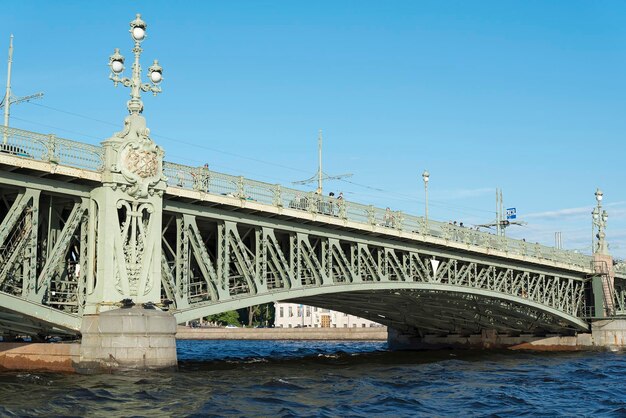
204, 310, 241, 326
203, 304, 275, 327
238, 303, 275, 327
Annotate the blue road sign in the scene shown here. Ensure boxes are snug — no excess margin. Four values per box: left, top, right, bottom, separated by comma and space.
506, 208, 516, 220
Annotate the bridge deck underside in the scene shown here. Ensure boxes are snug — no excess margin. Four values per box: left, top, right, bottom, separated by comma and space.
0, 306, 78, 340
289, 289, 585, 336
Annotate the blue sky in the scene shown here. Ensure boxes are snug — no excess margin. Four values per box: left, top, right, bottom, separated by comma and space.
3, 1, 626, 258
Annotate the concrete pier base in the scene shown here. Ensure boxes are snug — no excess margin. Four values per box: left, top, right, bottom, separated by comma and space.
78, 306, 177, 373
0, 342, 80, 373
388, 320, 626, 352
588, 319, 626, 349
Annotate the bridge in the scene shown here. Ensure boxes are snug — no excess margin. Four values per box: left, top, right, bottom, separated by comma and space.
0, 123, 624, 339
1, 14, 625, 371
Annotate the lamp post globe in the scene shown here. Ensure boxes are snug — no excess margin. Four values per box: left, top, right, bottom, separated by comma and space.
108, 14, 163, 114
130, 14, 147, 42
150, 70, 162, 84
109, 48, 125, 75
132, 27, 145, 41
111, 60, 124, 74
148, 60, 163, 85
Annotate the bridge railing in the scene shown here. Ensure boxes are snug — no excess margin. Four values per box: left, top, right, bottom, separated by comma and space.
0, 126, 104, 171
0, 126, 592, 269
162, 161, 591, 269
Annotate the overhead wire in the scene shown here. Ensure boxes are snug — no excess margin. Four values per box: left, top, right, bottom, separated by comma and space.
337, 177, 496, 216
25, 101, 313, 176
13, 115, 302, 185
22, 101, 497, 219
21, 102, 314, 183
26, 102, 119, 127
11, 116, 105, 142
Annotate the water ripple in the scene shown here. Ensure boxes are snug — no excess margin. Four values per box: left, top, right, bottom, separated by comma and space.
2, 342, 626, 416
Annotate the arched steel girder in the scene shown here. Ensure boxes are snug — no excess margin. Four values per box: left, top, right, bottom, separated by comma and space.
172, 282, 589, 333
291, 290, 582, 336
0, 292, 80, 337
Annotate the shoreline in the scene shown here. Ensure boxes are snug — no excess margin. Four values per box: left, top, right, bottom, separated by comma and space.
175, 326, 388, 341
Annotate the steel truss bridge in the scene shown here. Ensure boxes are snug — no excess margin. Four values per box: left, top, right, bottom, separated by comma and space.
0, 125, 625, 340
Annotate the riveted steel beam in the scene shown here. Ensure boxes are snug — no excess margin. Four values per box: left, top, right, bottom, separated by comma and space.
163, 200, 589, 278
34, 198, 87, 300
185, 214, 222, 301
0, 291, 80, 333
0, 170, 91, 197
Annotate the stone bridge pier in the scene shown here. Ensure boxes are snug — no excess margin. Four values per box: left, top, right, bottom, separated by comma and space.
76, 111, 177, 372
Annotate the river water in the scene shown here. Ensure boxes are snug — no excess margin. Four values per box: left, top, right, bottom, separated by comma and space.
1, 340, 626, 417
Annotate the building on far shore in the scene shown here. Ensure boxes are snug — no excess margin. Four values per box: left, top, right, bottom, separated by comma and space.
273, 302, 382, 328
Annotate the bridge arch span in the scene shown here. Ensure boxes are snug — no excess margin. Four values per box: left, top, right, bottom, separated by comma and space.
161, 208, 590, 337
173, 282, 589, 335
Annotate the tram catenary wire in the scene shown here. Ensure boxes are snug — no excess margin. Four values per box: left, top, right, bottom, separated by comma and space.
21, 102, 497, 219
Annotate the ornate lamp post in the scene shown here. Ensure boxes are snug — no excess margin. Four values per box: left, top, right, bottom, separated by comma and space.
102, 13, 166, 200
81, 14, 177, 372
88, 12, 168, 313
108, 14, 163, 115
592, 188, 609, 255
422, 169, 429, 223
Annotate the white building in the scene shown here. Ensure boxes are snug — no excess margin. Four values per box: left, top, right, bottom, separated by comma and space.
273, 302, 382, 328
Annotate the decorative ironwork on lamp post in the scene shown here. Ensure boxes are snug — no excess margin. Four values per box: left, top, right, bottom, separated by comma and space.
101, 13, 166, 200
422, 169, 429, 223
108, 14, 163, 115
87, 13, 168, 314
592, 188, 609, 255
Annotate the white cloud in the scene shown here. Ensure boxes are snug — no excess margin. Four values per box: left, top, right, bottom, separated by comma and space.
523, 206, 592, 220
523, 201, 626, 221
505, 201, 626, 259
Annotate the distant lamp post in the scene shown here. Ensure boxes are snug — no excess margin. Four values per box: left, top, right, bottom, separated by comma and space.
592, 188, 609, 255
108, 13, 163, 115
422, 169, 430, 222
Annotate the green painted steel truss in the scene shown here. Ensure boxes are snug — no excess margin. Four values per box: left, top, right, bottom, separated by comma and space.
162, 201, 590, 334
0, 182, 601, 338
0, 186, 85, 337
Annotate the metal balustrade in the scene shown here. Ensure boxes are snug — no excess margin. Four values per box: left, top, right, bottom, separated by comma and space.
0, 125, 596, 270
1, 127, 103, 171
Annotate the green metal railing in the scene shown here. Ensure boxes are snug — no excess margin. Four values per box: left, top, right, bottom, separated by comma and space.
1, 127, 103, 171
0, 126, 606, 271
158, 166, 596, 271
